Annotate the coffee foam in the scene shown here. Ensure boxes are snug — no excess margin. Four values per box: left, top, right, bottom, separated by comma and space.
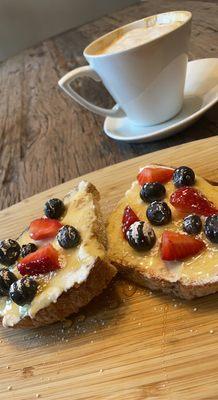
95, 21, 182, 55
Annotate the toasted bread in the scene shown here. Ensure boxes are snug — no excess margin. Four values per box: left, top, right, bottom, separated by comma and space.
107, 165, 218, 299
0, 182, 116, 328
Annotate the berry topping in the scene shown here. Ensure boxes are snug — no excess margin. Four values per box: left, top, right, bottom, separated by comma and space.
173, 166, 195, 187
0, 269, 17, 296
126, 221, 156, 251
146, 201, 172, 226
122, 206, 140, 237
170, 187, 218, 217
29, 218, 62, 240
183, 214, 202, 235
44, 198, 65, 219
204, 215, 218, 244
137, 166, 174, 186
17, 244, 60, 276
57, 225, 81, 249
140, 182, 166, 203
21, 243, 38, 258
0, 239, 20, 266
9, 277, 38, 306
161, 231, 206, 261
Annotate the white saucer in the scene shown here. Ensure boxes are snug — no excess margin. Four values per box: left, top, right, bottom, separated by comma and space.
104, 58, 218, 143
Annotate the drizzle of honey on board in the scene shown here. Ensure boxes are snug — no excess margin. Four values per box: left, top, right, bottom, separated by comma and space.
115, 279, 137, 299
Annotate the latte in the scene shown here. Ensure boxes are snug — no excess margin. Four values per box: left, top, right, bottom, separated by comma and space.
98, 21, 182, 55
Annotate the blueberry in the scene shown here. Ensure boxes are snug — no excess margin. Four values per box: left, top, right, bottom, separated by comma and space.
183, 214, 202, 235
204, 215, 218, 243
173, 166, 195, 188
126, 221, 156, 251
146, 201, 172, 226
57, 225, 81, 249
0, 269, 17, 296
9, 277, 38, 306
0, 239, 20, 266
44, 198, 65, 219
21, 243, 38, 258
140, 182, 166, 203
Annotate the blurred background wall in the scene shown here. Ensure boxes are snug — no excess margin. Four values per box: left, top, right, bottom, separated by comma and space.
0, 0, 137, 61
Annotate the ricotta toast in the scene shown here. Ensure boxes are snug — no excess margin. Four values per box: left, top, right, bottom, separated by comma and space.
0, 181, 116, 327
107, 165, 218, 299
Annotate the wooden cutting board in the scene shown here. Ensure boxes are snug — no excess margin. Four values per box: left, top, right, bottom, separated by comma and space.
0, 136, 218, 400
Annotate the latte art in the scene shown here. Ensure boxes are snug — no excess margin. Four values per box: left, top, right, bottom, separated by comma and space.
98, 22, 182, 54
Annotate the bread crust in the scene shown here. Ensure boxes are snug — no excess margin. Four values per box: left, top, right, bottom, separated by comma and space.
107, 166, 218, 300
2, 181, 116, 328
15, 258, 116, 328
112, 261, 218, 300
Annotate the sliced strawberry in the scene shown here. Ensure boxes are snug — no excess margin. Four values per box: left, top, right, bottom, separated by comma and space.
122, 206, 139, 237
137, 166, 174, 186
29, 218, 62, 240
17, 244, 60, 276
161, 230, 206, 261
170, 187, 218, 217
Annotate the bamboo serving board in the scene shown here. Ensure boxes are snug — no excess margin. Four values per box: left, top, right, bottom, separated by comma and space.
0, 137, 218, 400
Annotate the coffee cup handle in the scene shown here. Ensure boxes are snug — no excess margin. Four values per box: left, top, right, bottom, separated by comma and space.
58, 66, 124, 118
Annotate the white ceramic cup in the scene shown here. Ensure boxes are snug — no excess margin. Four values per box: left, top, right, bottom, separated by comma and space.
58, 11, 192, 126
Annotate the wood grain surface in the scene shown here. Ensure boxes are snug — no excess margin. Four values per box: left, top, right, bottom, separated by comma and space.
0, 137, 218, 400
0, 0, 217, 211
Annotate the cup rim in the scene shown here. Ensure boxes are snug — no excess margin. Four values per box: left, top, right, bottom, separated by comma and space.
84, 10, 192, 59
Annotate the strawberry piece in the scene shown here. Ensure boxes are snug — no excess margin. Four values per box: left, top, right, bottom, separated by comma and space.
170, 187, 218, 217
122, 206, 139, 237
137, 166, 174, 186
17, 244, 60, 276
29, 218, 62, 240
161, 230, 206, 261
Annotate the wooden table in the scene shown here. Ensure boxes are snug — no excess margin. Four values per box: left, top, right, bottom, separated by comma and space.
0, 0, 217, 211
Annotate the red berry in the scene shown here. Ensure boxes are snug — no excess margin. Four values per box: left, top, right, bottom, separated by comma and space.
17, 244, 60, 276
170, 187, 218, 217
161, 230, 206, 261
137, 166, 174, 186
29, 218, 62, 240
122, 206, 139, 237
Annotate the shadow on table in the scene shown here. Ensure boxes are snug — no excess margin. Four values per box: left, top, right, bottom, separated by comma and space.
1, 273, 218, 350
0, 277, 133, 349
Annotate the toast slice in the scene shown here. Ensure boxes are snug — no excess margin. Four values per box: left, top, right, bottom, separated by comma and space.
0, 181, 116, 328
107, 165, 218, 299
